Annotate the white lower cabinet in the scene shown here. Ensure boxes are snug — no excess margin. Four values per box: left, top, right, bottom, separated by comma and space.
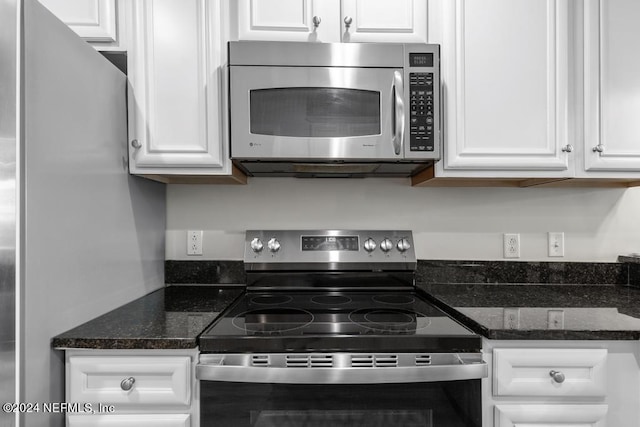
483, 340, 640, 427
494, 404, 607, 427
68, 414, 191, 427
65, 349, 198, 426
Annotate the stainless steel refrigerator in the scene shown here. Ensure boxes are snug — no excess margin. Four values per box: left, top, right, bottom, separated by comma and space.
0, 1, 166, 426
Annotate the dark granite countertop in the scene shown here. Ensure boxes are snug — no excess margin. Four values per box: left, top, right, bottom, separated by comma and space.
52, 285, 244, 350
419, 283, 640, 340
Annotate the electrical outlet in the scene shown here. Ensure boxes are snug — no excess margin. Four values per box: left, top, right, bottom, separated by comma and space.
503, 308, 520, 329
548, 232, 565, 257
503, 233, 521, 258
187, 230, 203, 256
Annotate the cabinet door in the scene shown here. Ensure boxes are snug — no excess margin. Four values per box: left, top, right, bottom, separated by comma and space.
68, 356, 191, 407
39, 0, 119, 45
494, 404, 607, 427
236, 0, 340, 42
68, 414, 190, 427
493, 348, 607, 397
435, 0, 572, 175
583, 0, 640, 172
341, 0, 427, 43
128, 0, 231, 175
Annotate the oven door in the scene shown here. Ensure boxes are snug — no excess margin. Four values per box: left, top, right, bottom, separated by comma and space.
197, 354, 485, 427
200, 380, 480, 427
229, 66, 404, 161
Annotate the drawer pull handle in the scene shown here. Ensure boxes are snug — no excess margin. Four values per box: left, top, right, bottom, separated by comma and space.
120, 377, 136, 391
549, 370, 565, 383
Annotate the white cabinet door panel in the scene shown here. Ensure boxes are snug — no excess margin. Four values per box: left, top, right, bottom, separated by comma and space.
68, 414, 190, 427
237, 0, 340, 42
584, 0, 640, 172
440, 0, 571, 172
341, 0, 427, 43
68, 356, 191, 407
39, 0, 118, 43
128, 0, 227, 171
493, 348, 607, 397
495, 404, 608, 427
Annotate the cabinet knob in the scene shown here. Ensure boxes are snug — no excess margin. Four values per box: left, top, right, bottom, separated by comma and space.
131, 139, 142, 149
312, 16, 321, 27
549, 370, 565, 383
344, 16, 353, 28
592, 144, 604, 153
120, 377, 136, 391
561, 144, 573, 153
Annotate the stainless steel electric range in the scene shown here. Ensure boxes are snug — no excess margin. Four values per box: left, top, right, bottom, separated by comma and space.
197, 230, 486, 427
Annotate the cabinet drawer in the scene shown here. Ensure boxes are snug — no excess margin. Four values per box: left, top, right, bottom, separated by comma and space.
494, 404, 608, 427
493, 348, 607, 397
68, 356, 191, 407
68, 414, 190, 427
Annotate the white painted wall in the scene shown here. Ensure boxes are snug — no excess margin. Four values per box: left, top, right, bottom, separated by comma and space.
166, 178, 640, 262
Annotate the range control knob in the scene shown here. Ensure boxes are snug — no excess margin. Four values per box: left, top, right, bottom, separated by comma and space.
380, 238, 393, 253
250, 237, 263, 253
397, 238, 411, 253
267, 237, 281, 253
363, 238, 377, 253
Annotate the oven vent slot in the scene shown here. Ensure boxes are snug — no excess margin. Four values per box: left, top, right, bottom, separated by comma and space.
415, 354, 432, 366
351, 355, 398, 368
374, 355, 398, 367
285, 354, 333, 368
252, 355, 270, 366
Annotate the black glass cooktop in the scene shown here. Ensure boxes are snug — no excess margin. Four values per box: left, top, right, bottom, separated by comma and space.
199, 292, 481, 353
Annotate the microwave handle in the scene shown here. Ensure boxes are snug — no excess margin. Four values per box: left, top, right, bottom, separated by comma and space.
392, 71, 405, 156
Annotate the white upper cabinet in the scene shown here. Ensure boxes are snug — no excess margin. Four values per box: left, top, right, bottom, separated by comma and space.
38, 0, 124, 50
236, 0, 341, 42
234, 0, 427, 43
583, 0, 640, 174
432, 0, 572, 177
341, 0, 427, 43
127, 0, 244, 183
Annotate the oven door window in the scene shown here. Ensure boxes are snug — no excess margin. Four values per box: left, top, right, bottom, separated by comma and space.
250, 88, 381, 138
201, 380, 481, 427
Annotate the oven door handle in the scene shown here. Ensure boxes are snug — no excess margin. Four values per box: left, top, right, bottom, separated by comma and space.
196, 357, 487, 384
391, 70, 405, 156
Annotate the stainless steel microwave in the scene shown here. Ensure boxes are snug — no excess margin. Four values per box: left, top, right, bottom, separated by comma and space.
228, 41, 440, 177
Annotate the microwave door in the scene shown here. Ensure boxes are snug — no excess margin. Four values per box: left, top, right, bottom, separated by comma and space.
230, 66, 401, 161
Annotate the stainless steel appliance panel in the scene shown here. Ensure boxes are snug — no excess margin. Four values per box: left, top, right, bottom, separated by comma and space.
231, 66, 400, 160
229, 40, 405, 68
228, 41, 441, 177
0, 0, 18, 424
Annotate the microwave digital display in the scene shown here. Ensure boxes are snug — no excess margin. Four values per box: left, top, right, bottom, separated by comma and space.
409, 53, 433, 67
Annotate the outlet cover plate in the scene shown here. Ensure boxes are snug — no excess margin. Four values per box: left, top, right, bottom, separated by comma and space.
503, 233, 521, 258
187, 230, 203, 256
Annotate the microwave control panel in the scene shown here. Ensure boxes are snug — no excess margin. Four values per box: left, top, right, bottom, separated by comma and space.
409, 72, 435, 152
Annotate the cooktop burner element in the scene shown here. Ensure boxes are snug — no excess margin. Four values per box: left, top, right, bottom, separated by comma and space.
311, 295, 352, 305
199, 230, 481, 353
372, 294, 416, 305
232, 307, 314, 333
249, 295, 293, 305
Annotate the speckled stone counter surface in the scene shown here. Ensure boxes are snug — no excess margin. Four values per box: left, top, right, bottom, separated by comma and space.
419, 283, 640, 340
52, 285, 244, 350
